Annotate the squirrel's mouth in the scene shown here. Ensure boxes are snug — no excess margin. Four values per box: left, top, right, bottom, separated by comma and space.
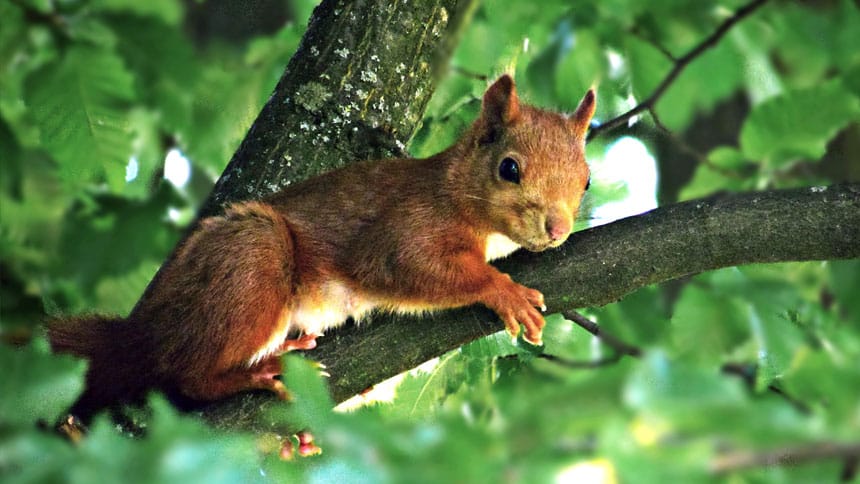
523, 235, 569, 252
523, 240, 553, 252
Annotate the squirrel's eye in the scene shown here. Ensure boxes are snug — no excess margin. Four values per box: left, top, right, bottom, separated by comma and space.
585, 176, 591, 191
498, 157, 520, 184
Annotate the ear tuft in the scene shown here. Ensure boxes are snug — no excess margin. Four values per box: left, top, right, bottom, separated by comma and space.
482, 74, 521, 126
569, 88, 597, 139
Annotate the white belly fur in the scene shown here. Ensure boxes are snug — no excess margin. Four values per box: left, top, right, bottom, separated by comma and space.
291, 281, 376, 335
248, 281, 375, 366
250, 235, 520, 366
485, 232, 521, 261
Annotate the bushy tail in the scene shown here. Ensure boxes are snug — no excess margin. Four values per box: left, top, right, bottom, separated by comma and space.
47, 316, 155, 421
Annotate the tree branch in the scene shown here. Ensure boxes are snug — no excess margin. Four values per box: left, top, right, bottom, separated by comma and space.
200, 183, 859, 429
563, 310, 642, 358
710, 441, 860, 475
315, 184, 859, 402
588, 0, 769, 140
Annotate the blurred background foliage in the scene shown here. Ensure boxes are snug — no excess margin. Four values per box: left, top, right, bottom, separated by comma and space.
1, 0, 859, 482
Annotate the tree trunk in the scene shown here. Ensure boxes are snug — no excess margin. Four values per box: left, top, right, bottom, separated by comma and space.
199, 0, 478, 217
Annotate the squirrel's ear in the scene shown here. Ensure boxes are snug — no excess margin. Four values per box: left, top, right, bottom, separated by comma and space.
569, 89, 596, 139
482, 74, 521, 126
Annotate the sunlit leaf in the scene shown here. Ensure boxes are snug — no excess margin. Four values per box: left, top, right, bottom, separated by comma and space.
25, 45, 136, 194
388, 352, 466, 419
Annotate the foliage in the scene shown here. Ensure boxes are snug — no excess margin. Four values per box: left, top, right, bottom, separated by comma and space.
1, 0, 859, 482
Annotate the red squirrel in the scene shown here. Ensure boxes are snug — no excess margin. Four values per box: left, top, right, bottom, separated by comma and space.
48, 75, 596, 420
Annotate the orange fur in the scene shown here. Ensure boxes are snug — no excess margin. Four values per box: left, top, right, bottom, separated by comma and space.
48, 75, 596, 419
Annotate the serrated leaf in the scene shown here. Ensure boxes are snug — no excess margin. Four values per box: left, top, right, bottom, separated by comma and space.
25, 45, 136, 193
92, 260, 161, 315
740, 81, 860, 167
0, 339, 86, 426
460, 331, 520, 359
677, 163, 749, 200
389, 352, 465, 419
55, 185, 180, 308
106, 15, 199, 136
745, 302, 805, 391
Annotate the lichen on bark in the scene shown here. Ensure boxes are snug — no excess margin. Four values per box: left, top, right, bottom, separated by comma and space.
200, 0, 478, 217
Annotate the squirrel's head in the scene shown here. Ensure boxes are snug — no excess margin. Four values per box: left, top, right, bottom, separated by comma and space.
453, 74, 596, 252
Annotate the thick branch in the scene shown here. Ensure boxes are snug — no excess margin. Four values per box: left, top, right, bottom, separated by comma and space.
201, 184, 859, 429
588, 0, 768, 140
312, 183, 858, 402
710, 441, 860, 475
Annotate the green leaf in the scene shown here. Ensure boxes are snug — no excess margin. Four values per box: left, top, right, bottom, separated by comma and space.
740, 81, 860, 167
25, 45, 136, 194
555, 28, 607, 111
460, 330, 520, 359
829, 259, 860, 323
91, 0, 183, 25
656, 37, 744, 130
0, 338, 86, 426
55, 185, 180, 310
269, 354, 334, 431
669, 285, 748, 364
0, 428, 77, 483
744, 301, 805, 391
625, 36, 672, 102
106, 15, 199, 136
388, 352, 466, 419
73, 397, 260, 484
623, 351, 747, 419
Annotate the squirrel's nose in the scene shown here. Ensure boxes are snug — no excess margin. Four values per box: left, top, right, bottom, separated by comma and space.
545, 212, 571, 241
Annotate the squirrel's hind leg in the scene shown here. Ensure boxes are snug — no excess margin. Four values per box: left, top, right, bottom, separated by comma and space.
179, 355, 289, 401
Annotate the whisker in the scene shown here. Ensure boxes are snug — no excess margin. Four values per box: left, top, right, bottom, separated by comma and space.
463, 194, 502, 207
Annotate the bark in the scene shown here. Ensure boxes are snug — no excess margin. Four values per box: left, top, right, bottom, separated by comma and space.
199, 0, 477, 217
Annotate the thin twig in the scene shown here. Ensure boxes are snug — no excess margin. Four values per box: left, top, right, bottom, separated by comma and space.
563, 310, 643, 358
710, 442, 860, 474
529, 311, 640, 369
720, 362, 811, 414
588, 0, 769, 140
452, 66, 489, 82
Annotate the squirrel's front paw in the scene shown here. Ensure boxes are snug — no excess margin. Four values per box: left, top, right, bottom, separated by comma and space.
488, 281, 546, 346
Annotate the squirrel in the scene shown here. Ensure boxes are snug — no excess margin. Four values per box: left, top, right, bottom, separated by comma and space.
48, 74, 596, 421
